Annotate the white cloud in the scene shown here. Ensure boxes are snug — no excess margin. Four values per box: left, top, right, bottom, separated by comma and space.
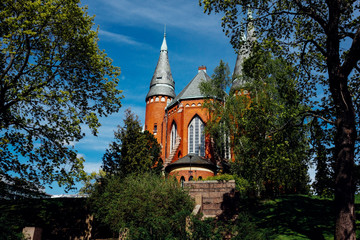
99, 30, 145, 46
72, 106, 145, 152
83, 162, 102, 173
83, 0, 223, 36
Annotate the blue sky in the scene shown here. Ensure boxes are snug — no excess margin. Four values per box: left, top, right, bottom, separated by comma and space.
47, 0, 238, 194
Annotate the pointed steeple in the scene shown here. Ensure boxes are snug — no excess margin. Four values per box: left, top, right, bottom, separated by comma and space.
161, 26, 167, 51
231, 13, 256, 91
146, 31, 175, 100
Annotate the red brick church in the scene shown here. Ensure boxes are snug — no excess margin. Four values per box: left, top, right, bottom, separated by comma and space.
144, 32, 251, 182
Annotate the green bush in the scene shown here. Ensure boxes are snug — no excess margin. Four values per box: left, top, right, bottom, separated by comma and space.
204, 174, 250, 197
188, 212, 267, 240
0, 210, 24, 240
89, 173, 194, 239
205, 173, 235, 181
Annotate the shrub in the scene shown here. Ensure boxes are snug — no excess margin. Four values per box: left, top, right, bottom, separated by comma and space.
205, 174, 250, 197
89, 173, 194, 239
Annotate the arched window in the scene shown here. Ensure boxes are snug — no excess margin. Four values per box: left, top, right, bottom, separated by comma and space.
188, 116, 205, 156
170, 122, 177, 151
198, 176, 202, 180
180, 176, 185, 188
189, 176, 193, 181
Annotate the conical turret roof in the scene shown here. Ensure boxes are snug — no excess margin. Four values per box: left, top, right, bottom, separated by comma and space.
146, 34, 176, 100
231, 16, 255, 91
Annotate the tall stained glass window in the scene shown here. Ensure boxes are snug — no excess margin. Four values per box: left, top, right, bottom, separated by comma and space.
170, 123, 177, 151
188, 116, 205, 156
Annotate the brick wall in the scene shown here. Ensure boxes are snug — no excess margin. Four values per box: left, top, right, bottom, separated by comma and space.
184, 180, 236, 218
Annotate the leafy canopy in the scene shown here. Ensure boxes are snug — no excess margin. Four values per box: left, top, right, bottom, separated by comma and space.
89, 173, 194, 239
200, 1, 360, 238
0, 0, 122, 192
200, 49, 310, 196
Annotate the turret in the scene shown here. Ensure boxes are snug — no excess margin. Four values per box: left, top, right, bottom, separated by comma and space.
145, 32, 175, 145
231, 12, 255, 93
146, 33, 175, 100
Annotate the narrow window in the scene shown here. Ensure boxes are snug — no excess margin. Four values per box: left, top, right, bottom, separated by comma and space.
170, 123, 177, 151
189, 125, 194, 153
188, 116, 205, 156
154, 123, 157, 134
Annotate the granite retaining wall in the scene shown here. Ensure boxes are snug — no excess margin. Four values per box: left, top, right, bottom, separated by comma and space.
184, 180, 237, 218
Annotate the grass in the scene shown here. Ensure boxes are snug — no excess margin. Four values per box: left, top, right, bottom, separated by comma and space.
217, 194, 360, 240
248, 195, 334, 240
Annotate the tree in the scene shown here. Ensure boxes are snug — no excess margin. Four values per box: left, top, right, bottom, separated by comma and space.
199, 60, 232, 164
311, 118, 335, 197
201, 50, 310, 197
89, 173, 193, 239
200, 1, 360, 238
0, 0, 122, 192
102, 109, 162, 177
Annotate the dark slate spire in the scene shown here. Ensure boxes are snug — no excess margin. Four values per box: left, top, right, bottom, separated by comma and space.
231, 12, 255, 91
146, 32, 176, 100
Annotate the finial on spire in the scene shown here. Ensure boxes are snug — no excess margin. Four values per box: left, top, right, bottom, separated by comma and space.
247, 9, 253, 20
161, 25, 168, 52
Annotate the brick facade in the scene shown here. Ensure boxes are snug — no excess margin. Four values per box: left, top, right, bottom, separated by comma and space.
145, 35, 216, 179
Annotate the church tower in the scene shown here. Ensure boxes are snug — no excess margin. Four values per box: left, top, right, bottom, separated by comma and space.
231, 11, 255, 93
145, 32, 175, 145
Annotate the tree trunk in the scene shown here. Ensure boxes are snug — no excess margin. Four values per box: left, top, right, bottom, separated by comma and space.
332, 76, 357, 240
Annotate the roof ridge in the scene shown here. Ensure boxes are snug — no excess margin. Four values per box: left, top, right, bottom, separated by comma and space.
166, 70, 210, 109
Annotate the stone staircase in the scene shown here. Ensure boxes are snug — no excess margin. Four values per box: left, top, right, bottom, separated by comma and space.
184, 180, 236, 218
164, 136, 181, 167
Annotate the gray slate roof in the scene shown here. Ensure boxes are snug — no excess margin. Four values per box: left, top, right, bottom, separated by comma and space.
166, 69, 211, 109
146, 35, 176, 99
230, 21, 256, 92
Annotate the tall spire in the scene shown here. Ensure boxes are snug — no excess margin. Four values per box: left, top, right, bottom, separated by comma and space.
231, 11, 255, 91
146, 31, 175, 100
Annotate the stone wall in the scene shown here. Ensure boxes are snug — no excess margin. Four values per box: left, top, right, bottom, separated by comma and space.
184, 180, 236, 218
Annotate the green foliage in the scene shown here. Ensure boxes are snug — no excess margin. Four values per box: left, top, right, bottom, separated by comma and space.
102, 109, 162, 177
205, 173, 235, 181
89, 173, 194, 239
189, 213, 267, 240
0, 211, 24, 240
310, 118, 334, 197
200, 60, 232, 162
201, 49, 310, 197
0, 198, 90, 240
79, 169, 106, 195
204, 174, 250, 197
0, 0, 122, 192
188, 217, 215, 240
200, 1, 359, 237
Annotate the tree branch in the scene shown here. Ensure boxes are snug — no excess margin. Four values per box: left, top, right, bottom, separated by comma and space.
12, 37, 31, 84
300, 39, 327, 63
340, 26, 360, 78
293, 0, 328, 32
0, 53, 15, 82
